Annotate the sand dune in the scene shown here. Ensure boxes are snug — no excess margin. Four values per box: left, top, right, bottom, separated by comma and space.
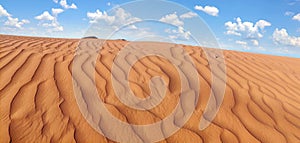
0, 34, 300, 143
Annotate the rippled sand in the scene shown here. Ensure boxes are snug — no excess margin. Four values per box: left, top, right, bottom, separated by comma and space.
1, 35, 300, 143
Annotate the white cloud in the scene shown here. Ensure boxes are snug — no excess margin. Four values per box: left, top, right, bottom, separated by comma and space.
159, 12, 192, 40
113, 8, 141, 24
285, 11, 294, 16
258, 46, 266, 51
4, 17, 29, 28
0, 5, 29, 29
273, 28, 300, 47
127, 25, 137, 30
52, 8, 64, 16
165, 26, 191, 40
292, 13, 300, 21
180, 12, 197, 19
236, 40, 247, 45
235, 40, 249, 49
42, 21, 63, 32
59, 0, 77, 9
35, 11, 55, 21
107, 2, 111, 6
87, 8, 141, 28
159, 12, 184, 27
86, 8, 192, 41
225, 17, 271, 39
35, 11, 63, 32
87, 10, 115, 24
85, 7, 155, 39
0, 5, 10, 17
251, 39, 259, 46
256, 20, 272, 29
194, 5, 219, 16
35, 0, 71, 32
53, 0, 77, 9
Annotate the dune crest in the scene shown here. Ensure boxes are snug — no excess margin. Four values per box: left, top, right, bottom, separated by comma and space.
0, 35, 300, 143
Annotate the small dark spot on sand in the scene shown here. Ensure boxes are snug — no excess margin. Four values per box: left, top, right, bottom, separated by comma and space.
118, 39, 127, 41
82, 36, 98, 39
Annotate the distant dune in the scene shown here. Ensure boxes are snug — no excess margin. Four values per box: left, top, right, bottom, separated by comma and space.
0, 34, 300, 143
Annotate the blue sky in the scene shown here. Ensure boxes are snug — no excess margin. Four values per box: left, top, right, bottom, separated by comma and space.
0, 0, 300, 57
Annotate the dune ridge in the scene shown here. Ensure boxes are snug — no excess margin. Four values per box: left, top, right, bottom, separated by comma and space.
0, 34, 300, 143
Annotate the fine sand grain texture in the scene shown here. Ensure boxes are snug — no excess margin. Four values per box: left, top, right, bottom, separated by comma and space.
0, 34, 300, 143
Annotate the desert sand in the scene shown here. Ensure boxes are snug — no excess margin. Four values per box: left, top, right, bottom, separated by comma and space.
0, 34, 300, 143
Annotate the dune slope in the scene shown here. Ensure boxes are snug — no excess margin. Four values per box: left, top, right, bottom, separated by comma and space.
0, 35, 300, 143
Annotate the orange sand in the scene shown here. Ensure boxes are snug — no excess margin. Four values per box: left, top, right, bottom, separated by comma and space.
0, 35, 300, 143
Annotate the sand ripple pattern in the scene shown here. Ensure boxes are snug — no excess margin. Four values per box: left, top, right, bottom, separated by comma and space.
1, 35, 300, 143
